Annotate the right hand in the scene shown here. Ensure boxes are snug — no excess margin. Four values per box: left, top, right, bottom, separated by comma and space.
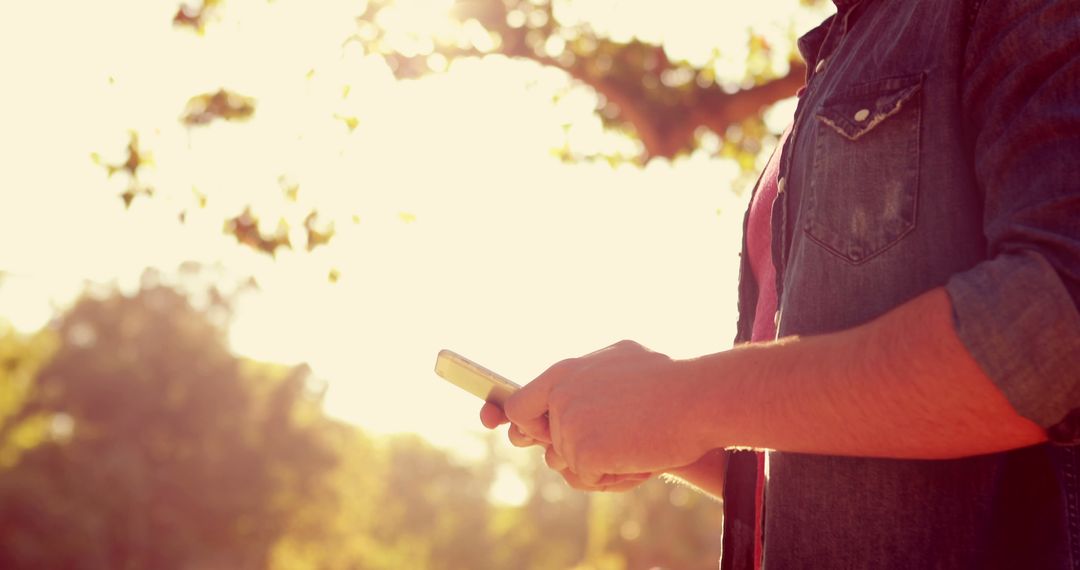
480, 402, 654, 493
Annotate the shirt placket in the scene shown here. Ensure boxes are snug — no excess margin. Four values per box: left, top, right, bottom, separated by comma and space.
769, 6, 858, 337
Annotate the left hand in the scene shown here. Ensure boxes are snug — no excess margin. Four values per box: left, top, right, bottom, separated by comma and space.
504, 340, 711, 485
480, 401, 655, 493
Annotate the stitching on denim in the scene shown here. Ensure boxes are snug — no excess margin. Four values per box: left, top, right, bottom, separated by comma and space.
961, 0, 988, 79
1065, 447, 1080, 569
966, 0, 986, 36
816, 91, 913, 142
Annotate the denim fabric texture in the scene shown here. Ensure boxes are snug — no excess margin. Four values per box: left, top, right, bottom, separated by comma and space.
723, 0, 1080, 568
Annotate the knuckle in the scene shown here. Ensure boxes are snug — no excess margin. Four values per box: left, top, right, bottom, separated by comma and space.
504, 399, 532, 425
508, 428, 530, 447
544, 447, 558, 468
502, 397, 521, 421
561, 472, 587, 491
574, 447, 596, 474
545, 446, 565, 469
546, 357, 579, 378
563, 447, 581, 474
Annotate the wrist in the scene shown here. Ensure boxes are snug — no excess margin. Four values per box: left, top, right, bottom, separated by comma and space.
677, 347, 759, 453
674, 352, 737, 454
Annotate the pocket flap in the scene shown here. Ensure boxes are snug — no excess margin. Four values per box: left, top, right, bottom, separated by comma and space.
815, 72, 924, 141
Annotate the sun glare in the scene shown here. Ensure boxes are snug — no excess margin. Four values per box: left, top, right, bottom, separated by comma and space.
489, 464, 531, 507
0, 0, 827, 456
377, 0, 458, 56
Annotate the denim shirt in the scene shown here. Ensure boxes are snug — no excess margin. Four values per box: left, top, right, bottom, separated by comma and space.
723, 0, 1080, 568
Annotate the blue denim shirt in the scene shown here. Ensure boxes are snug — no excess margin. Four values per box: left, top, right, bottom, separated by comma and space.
722, 0, 1080, 568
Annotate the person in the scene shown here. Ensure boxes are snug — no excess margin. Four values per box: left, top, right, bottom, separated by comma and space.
481, 0, 1080, 567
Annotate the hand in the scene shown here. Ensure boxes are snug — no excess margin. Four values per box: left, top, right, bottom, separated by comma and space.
503, 340, 710, 485
480, 401, 655, 493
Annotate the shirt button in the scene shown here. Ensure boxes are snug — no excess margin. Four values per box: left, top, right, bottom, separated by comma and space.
854, 108, 871, 122
777, 177, 787, 194
815, 58, 827, 73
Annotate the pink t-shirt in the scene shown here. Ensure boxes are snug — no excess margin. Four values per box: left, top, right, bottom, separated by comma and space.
744, 126, 791, 570
746, 128, 790, 344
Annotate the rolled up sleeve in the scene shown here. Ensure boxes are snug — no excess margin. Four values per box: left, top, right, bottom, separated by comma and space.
946, 0, 1080, 442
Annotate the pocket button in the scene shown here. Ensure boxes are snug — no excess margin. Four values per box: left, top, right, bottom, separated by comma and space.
854, 109, 870, 122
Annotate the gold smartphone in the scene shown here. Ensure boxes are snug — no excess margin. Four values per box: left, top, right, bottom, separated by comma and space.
434, 349, 521, 406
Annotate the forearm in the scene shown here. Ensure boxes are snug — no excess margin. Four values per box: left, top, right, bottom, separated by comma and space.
662, 448, 727, 500
687, 287, 1047, 459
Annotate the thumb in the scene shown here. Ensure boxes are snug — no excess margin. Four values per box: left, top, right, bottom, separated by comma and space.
505, 358, 575, 442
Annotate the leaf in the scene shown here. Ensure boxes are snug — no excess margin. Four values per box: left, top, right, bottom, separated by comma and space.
279, 176, 299, 202
304, 211, 335, 252
192, 187, 208, 208
120, 185, 154, 209
173, 0, 223, 34
95, 131, 149, 180
181, 89, 256, 127
223, 207, 291, 257
334, 114, 360, 133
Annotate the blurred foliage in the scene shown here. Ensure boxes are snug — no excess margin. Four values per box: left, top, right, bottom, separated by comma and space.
0, 277, 722, 569
94, 0, 835, 257
350, 0, 808, 162
91, 131, 155, 209
0, 283, 341, 569
218, 207, 336, 258
174, 0, 224, 34
304, 211, 337, 252
223, 207, 293, 258
181, 89, 257, 127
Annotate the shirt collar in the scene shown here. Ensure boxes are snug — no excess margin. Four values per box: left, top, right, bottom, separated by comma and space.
798, 0, 866, 69
797, 16, 834, 68
833, 0, 864, 10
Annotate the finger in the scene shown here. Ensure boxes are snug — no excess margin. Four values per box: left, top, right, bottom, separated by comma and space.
559, 469, 605, 492
505, 359, 577, 441
572, 453, 623, 487
530, 413, 552, 445
558, 470, 648, 493
544, 445, 568, 471
582, 339, 643, 359
480, 402, 508, 429
577, 470, 605, 487
596, 472, 652, 485
507, 424, 537, 448
599, 478, 649, 494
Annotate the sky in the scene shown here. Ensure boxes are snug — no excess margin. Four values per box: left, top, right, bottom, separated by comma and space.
0, 0, 827, 500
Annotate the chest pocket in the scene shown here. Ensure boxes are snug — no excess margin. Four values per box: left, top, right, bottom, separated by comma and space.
804, 72, 924, 264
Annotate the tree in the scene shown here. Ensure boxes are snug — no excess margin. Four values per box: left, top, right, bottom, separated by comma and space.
93, 0, 828, 257
0, 283, 349, 569
174, 0, 813, 162
0, 276, 732, 568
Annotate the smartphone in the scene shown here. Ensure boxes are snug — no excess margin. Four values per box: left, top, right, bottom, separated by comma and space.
434, 349, 521, 406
